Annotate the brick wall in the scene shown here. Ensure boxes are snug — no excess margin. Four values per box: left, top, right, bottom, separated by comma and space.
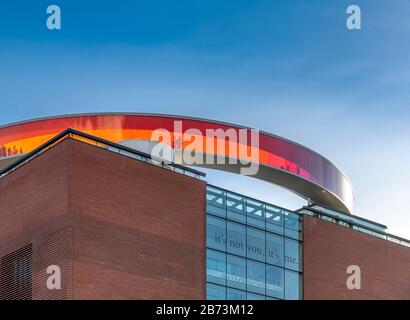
0, 138, 206, 299
68, 139, 206, 299
303, 215, 410, 299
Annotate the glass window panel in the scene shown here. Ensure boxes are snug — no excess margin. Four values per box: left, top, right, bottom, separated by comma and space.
227, 222, 246, 257
207, 283, 226, 300
284, 238, 300, 271
206, 186, 226, 218
338, 220, 350, 228
246, 199, 265, 229
266, 265, 284, 299
227, 192, 246, 223
284, 210, 300, 240
227, 255, 246, 290
246, 292, 265, 300
206, 215, 226, 251
206, 249, 226, 285
205, 187, 304, 301
319, 214, 336, 223
266, 233, 284, 267
285, 270, 300, 300
246, 227, 265, 262
227, 288, 246, 300
266, 205, 283, 235
247, 260, 265, 295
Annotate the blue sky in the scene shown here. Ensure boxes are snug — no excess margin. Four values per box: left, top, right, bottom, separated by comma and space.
1, 1, 409, 238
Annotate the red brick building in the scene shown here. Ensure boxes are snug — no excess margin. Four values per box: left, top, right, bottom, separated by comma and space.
0, 114, 409, 300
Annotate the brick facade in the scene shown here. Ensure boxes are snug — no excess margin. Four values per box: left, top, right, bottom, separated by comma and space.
303, 215, 410, 299
0, 138, 206, 299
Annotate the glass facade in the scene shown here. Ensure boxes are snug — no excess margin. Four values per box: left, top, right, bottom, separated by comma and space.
206, 185, 303, 300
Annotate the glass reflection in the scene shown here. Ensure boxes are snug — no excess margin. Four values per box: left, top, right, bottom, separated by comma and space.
206, 249, 226, 285
227, 288, 246, 300
206, 186, 302, 300
285, 270, 300, 300
206, 215, 226, 251
266, 233, 284, 267
227, 255, 246, 290
247, 260, 265, 295
247, 227, 265, 262
227, 192, 246, 223
285, 238, 300, 271
207, 283, 226, 300
227, 222, 246, 257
